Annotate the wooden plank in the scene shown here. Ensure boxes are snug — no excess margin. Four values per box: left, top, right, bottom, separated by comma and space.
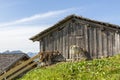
96, 28, 102, 58
63, 27, 66, 58
43, 38, 45, 51
82, 25, 85, 49
101, 31, 104, 57
64, 23, 69, 59
107, 31, 109, 57
41, 39, 44, 52
79, 24, 83, 49
66, 23, 70, 59
93, 28, 97, 58
43, 37, 46, 51
98, 28, 102, 58
102, 31, 106, 57
116, 33, 118, 54
110, 32, 113, 56
1, 51, 59, 80
111, 33, 113, 56
58, 31, 60, 53
53, 33, 55, 51
68, 22, 73, 59
71, 23, 75, 45
39, 40, 41, 52
117, 33, 119, 53
80, 24, 83, 50
54, 32, 56, 51
40, 40, 42, 52
48, 35, 51, 51
116, 32, 118, 54
46, 36, 48, 51
65, 26, 67, 59
76, 23, 79, 47
7, 62, 37, 80
88, 27, 92, 58
58, 30, 61, 53
48, 36, 51, 51
96, 28, 99, 58
61, 30, 63, 54
104, 31, 108, 57
57, 31, 59, 51
54, 32, 57, 51
84, 25, 88, 52
111, 32, 114, 56
51, 33, 54, 51
119, 33, 120, 53
106, 31, 109, 57
112, 32, 115, 56
60, 29, 63, 55
0, 53, 40, 80
75, 22, 81, 58
45, 37, 47, 51
91, 27, 94, 58
115, 33, 117, 54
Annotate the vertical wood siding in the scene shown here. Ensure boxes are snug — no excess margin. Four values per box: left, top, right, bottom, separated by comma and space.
39, 18, 120, 59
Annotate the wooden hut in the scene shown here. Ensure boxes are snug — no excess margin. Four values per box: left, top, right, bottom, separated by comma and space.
30, 14, 120, 60
0, 53, 29, 75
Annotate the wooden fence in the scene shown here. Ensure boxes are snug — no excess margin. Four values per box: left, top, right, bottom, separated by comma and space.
0, 51, 59, 80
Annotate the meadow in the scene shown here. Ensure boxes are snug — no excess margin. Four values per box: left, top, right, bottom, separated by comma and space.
19, 54, 120, 80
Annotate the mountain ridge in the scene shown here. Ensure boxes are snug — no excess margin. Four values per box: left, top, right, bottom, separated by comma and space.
0, 50, 37, 57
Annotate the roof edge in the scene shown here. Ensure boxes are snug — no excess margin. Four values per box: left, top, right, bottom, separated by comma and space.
30, 14, 120, 41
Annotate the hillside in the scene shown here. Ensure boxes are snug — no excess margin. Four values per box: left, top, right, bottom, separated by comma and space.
19, 54, 120, 80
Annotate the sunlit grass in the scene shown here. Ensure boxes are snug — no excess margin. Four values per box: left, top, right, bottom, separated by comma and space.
19, 54, 120, 80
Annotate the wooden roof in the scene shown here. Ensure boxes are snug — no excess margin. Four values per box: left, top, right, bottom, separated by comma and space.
30, 14, 120, 41
0, 53, 29, 75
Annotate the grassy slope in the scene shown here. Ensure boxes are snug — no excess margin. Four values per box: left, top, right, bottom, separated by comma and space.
19, 54, 120, 80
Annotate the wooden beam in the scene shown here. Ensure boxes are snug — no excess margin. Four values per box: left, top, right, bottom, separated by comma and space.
7, 62, 37, 80
0, 53, 40, 80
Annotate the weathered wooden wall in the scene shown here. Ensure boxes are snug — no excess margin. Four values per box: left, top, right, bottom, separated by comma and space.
39, 18, 120, 59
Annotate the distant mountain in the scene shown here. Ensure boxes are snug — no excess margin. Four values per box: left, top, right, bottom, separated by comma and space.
11, 50, 24, 53
2, 50, 23, 54
27, 52, 37, 57
2, 50, 10, 54
1, 50, 37, 57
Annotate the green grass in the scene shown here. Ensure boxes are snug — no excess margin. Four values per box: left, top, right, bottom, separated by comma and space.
19, 54, 120, 80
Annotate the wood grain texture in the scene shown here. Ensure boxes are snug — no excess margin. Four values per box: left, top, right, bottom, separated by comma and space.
39, 18, 120, 60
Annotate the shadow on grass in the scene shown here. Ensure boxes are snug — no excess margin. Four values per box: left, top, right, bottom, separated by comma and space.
108, 68, 120, 74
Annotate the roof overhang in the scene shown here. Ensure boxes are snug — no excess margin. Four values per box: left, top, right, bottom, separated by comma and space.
30, 14, 120, 42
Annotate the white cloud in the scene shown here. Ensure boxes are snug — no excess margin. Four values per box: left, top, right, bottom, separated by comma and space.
0, 8, 78, 53
0, 8, 74, 27
0, 25, 50, 53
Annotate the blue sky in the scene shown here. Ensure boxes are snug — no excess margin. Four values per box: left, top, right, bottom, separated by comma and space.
0, 0, 120, 53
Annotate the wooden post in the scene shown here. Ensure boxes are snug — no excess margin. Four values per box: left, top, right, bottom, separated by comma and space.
66, 23, 69, 59
112, 32, 115, 56
88, 26, 92, 58
91, 27, 94, 58
84, 25, 88, 52
117, 33, 119, 53
119, 32, 120, 53
104, 31, 108, 57
3, 71, 6, 80
97, 28, 102, 58
115, 33, 117, 54
108, 31, 112, 56
63, 27, 66, 58
102, 30, 107, 57
93, 28, 97, 58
